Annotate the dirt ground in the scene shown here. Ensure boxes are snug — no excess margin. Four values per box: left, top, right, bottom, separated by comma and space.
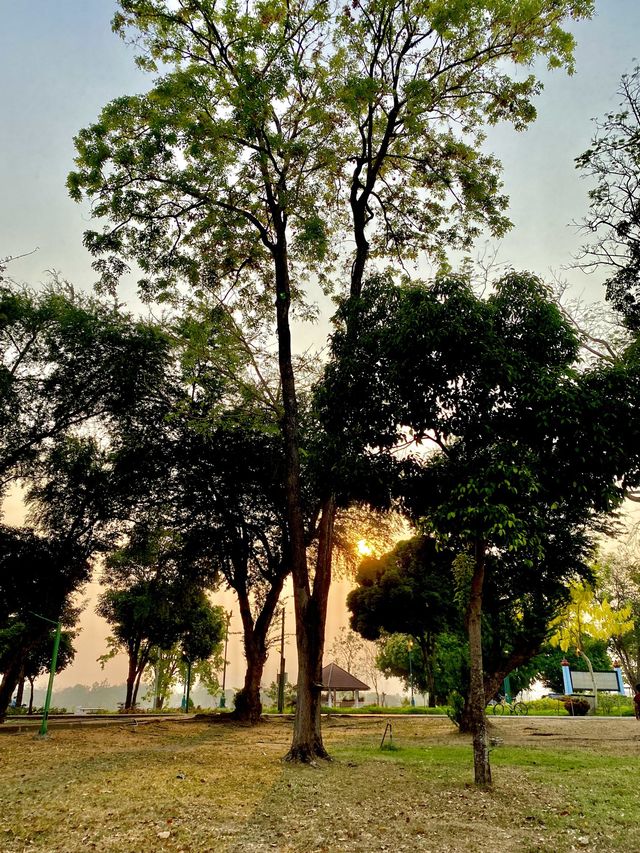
1, 714, 639, 853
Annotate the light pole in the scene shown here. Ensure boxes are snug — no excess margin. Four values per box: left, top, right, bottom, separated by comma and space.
29, 613, 62, 737
407, 638, 415, 707
277, 606, 286, 714
219, 610, 232, 709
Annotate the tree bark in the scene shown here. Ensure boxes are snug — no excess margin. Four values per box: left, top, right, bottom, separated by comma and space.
286, 495, 335, 762
0, 654, 24, 722
15, 672, 25, 708
125, 652, 137, 710
267, 231, 331, 761
233, 572, 285, 724
467, 540, 491, 786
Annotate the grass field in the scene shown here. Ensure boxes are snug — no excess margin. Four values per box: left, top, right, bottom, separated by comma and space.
1, 715, 639, 852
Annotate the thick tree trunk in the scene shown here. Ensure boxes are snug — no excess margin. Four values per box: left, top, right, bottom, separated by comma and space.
234, 644, 267, 723
286, 496, 335, 762
124, 653, 137, 710
15, 672, 25, 707
0, 654, 24, 722
268, 235, 330, 761
233, 571, 286, 724
28, 678, 35, 714
467, 541, 491, 786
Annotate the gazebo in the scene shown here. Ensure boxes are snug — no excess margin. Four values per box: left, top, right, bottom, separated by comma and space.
322, 662, 370, 708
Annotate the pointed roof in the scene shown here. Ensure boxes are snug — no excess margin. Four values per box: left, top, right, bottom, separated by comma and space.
322, 662, 370, 691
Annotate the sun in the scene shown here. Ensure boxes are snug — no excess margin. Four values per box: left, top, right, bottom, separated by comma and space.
356, 539, 374, 557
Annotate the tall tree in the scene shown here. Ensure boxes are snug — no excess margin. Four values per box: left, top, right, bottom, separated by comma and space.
171, 422, 292, 722
322, 270, 640, 783
68, 0, 594, 761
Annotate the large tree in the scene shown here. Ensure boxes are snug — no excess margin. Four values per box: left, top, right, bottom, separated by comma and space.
69, 0, 594, 761
171, 421, 292, 722
18, 630, 76, 715
322, 270, 640, 783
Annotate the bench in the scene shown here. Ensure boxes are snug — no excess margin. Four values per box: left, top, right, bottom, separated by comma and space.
560, 660, 625, 696
74, 707, 104, 716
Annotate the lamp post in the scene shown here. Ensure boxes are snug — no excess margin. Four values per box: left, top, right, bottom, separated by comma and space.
277, 606, 286, 714
407, 638, 415, 707
219, 610, 232, 709
29, 613, 61, 738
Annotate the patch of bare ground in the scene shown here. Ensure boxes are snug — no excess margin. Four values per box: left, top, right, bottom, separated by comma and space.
1, 715, 639, 852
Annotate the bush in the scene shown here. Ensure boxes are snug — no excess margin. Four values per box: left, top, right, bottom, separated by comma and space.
563, 697, 590, 716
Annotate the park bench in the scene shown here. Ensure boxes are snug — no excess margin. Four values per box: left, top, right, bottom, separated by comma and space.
560, 659, 625, 697
553, 660, 627, 711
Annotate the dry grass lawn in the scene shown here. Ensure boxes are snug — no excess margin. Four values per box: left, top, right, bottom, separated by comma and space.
1, 714, 639, 852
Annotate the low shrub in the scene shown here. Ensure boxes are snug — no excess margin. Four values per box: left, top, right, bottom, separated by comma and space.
563, 697, 590, 716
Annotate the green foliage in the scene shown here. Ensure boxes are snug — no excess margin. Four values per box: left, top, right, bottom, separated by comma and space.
532, 639, 612, 694
98, 523, 226, 708
0, 280, 171, 497
0, 524, 89, 718
68, 0, 593, 303
349, 537, 458, 643
324, 269, 640, 701
597, 548, 640, 689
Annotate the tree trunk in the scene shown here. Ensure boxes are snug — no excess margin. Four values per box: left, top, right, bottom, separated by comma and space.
0, 654, 25, 722
131, 655, 148, 709
233, 570, 285, 724
579, 649, 598, 711
467, 540, 491, 786
28, 677, 35, 714
124, 653, 137, 710
15, 672, 25, 707
268, 234, 330, 761
286, 496, 336, 762
234, 647, 267, 723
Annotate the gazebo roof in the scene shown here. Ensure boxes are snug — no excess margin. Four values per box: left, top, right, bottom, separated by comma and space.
322, 662, 370, 692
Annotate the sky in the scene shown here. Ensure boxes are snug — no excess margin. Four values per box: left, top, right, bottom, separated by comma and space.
2, 0, 640, 695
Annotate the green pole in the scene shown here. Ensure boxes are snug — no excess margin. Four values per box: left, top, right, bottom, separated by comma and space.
277, 607, 285, 713
408, 639, 415, 707
220, 611, 231, 709
39, 621, 61, 737
185, 659, 192, 714
503, 675, 512, 705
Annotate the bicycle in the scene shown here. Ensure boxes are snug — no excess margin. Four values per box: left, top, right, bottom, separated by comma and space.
490, 695, 529, 715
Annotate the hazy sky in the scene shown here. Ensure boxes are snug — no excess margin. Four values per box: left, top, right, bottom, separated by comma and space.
3, 1, 640, 693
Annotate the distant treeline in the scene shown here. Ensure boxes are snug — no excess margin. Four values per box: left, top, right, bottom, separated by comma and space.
26, 681, 228, 712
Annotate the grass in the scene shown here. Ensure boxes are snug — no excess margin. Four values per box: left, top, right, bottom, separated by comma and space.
1, 715, 639, 852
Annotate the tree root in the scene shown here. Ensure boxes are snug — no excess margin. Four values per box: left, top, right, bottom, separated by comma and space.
283, 744, 332, 764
